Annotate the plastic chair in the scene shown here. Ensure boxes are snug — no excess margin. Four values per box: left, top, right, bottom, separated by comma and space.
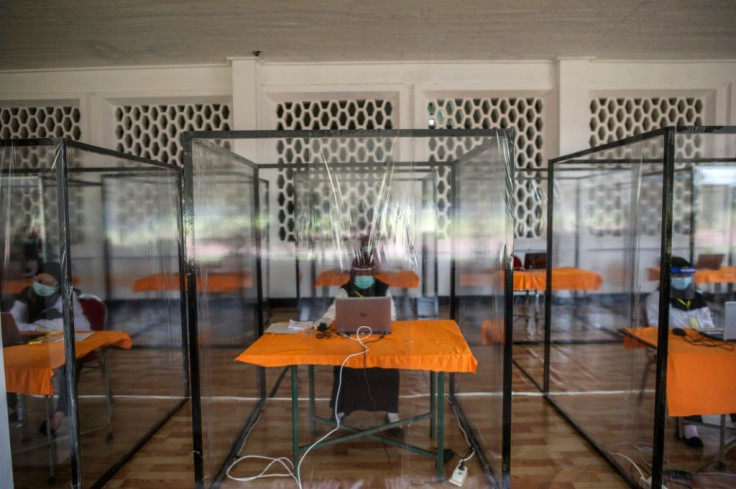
79, 293, 107, 332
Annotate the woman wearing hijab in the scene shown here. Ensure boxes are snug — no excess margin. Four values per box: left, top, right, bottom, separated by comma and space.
316, 255, 402, 437
645, 256, 715, 448
9, 261, 90, 435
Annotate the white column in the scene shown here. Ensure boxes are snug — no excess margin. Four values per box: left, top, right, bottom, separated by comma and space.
0, 343, 13, 488
230, 57, 260, 130
730, 79, 736, 125
557, 58, 592, 155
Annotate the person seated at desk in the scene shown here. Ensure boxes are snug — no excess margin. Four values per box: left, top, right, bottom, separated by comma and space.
645, 256, 714, 448
316, 256, 402, 437
8, 261, 90, 435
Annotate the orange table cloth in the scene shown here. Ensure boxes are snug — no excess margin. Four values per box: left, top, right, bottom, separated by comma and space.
2, 276, 80, 295
132, 272, 253, 293
236, 320, 477, 373
622, 327, 736, 417
459, 267, 603, 291
4, 331, 132, 395
314, 269, 420, 289
647, 266, 736, 285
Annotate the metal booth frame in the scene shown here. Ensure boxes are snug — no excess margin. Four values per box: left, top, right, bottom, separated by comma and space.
181, 129, 516, 489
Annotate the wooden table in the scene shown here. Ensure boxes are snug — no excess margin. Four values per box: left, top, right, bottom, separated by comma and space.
458, 267, 603, 291
4, 330, 132, 483
460, 267, 603, 324
236, 319, 477, 481
647, 266, 736, 285
622, 327, 736, 468
132, 272, 253, 293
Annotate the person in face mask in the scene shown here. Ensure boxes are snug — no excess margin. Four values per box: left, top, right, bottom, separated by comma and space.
645, 256, 713, 330
644, 256, 715, 448
315, 257, 403, 436
10, 261, 90, 332
8, 261, 90, 435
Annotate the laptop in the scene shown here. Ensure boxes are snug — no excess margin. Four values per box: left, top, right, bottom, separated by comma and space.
1, 312, 25, 346
694, 253, 724, 270
524, 252, 547, 270
695, 301, 736, 341
335, 296, 392, 335
1, 312, 48, 346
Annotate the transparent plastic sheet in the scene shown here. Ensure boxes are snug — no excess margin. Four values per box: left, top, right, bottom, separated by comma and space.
660, 131, 736, 488
543, 128, 736, 489
453, 134, 514, 487
185, 130, 514, 488
544, 137, 662, 487
188, 139, 261, 486
1, 139, 185, 488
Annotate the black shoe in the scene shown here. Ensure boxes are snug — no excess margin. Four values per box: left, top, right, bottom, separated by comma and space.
682, 435, 704, 449
38, 421, 56, 439
384, 415, 404, 438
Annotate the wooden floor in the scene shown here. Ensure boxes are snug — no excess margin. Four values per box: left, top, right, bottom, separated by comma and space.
7, 299, 736, 488
101, 368, 632, 489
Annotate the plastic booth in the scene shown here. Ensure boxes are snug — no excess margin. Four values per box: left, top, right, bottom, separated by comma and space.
537, 127, 736, 489
182, 129, 515, 488
0, 138, 186, 489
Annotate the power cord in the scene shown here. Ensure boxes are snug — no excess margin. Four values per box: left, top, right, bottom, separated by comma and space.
295, 325, 374, 488
225, 325, 374, 489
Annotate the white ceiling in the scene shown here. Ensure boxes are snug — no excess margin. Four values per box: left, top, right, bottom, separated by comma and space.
1, 0, 735, 71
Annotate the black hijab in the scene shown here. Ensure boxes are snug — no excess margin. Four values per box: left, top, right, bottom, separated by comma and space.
18, 261, 63, 323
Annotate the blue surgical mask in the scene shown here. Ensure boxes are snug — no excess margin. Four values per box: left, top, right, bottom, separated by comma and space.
32, 281, 58, 297
671, 276, 693, 291
354, 275, 375, 290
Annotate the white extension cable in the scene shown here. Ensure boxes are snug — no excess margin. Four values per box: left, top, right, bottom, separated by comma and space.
226, 325, 374, 489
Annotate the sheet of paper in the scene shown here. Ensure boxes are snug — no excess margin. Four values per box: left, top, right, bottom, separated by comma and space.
264, 321, 313, 334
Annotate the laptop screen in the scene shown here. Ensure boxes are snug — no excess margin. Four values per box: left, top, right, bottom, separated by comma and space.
1, 312, 23, 346
335, 296, 392, 335
524, 252, 547, 270
695, 254, 724, 270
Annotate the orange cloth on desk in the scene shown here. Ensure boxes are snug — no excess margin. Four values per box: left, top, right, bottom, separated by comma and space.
458, 267, 602, 291
236, 320, 477, 373
4, 331, 132, 395
133, 273, 253, 293
647, 266, 736, 285
314, 270, 420, 288
623, 327, 736, 417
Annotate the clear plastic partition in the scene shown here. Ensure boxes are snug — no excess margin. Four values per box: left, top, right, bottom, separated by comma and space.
1, 139, 185, 488
661, 131, 736, 487
544, 127, 736, 489
291, 137, 438, 323
453, 135, 514, 486
184, 130, 514, 488
186, 139, 260, 486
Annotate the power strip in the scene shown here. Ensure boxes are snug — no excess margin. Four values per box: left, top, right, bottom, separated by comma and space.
449, 464, 467, 487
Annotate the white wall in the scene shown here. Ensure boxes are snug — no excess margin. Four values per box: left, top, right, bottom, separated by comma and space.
1, 58, 736, 298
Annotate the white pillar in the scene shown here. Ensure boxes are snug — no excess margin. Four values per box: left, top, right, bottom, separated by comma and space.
230, 57, 260, 130
0, 343, 13, 488
557, 58, 592, 155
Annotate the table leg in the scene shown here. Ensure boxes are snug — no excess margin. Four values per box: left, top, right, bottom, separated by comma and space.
309, 366, 316, 436
436, 372, 445, 481
44, 395, 55, 484
291, 366, 299, 465
718, 414, 727, 470
101, 348, 113, 441
429, 371, 435, 439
